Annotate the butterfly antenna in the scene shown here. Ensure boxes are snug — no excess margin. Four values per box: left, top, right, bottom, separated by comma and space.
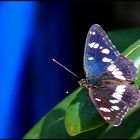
52, 58, 81, 80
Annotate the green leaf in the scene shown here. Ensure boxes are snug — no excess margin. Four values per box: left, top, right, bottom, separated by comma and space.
24, 28, 140, 139
108, 28, 140, 52
23, 87, 109, 139
64, 88, 106, 136
23, 87, 83, 139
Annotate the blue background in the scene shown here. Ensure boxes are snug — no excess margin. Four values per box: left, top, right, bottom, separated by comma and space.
0, 1, 140, 138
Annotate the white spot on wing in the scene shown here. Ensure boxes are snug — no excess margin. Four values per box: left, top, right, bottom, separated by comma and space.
107, 64, 126, 80
111, 106, 120, 110
94, 43, 99, 48
89, 31, 96, 35
108, 39, 111, 43
88, 42, 99, 49
123, 106, 128, 110
106, 117, 111, 120
99, 107, 111, 112
110, 108, 114, 111
113, 124, 119, 127
88, 42, 95, 48
113, 68, 119, 72
88, 57, 94, 60
107, 64, 116, 71
104, 117, 107, 120
101, 49, 110, 54
100, 46, 103, 49
112, 85, 126, 101
112, 71, 123, 76
95, 98, 101, 101
109, 99, 119, 104
114, 75, 126, 80
104, 117, 111, 120
113, 45, 116, 48
115, 85, 126, 93
112, 92, 122, 100
102, 57, 112, 62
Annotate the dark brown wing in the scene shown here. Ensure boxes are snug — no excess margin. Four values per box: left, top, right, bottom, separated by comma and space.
88, 83, 140, 126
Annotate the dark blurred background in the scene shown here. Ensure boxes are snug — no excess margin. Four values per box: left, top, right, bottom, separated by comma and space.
1, 1, 140, 138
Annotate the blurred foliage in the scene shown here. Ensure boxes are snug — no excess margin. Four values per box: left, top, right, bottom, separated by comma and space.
24, 28, 140, 139
108, 27, 140, 52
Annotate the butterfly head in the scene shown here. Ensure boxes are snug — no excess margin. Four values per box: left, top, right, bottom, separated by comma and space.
78, 79, 88, 87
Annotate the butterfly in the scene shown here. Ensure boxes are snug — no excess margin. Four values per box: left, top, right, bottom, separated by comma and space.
79, 24, 140, 126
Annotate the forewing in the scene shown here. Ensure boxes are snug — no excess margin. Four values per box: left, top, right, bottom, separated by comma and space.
84, 24, 120, 78
88, 83, 140, 126
101, 55, 137, 82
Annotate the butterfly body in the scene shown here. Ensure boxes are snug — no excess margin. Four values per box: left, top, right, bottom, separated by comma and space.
79, 24, 140, 126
